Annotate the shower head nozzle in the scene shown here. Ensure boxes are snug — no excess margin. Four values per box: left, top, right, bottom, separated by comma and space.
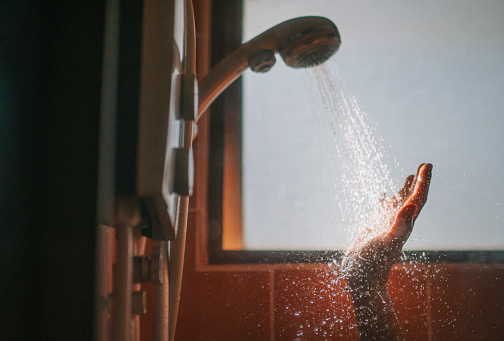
279, 24, 340, 68
198, 16, 341, 121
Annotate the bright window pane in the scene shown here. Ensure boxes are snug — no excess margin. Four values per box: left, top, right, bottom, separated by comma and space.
242, 0, 504, 250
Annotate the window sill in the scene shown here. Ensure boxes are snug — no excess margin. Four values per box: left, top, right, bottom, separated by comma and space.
208, 249, 504, 265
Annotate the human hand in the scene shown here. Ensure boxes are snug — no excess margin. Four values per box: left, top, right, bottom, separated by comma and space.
341, 163, 433, 291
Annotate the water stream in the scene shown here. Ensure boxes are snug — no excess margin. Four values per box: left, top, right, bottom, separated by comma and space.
307, 62, 399, 246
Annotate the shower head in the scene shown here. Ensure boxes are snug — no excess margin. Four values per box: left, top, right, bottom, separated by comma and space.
197, 16, 341, 121
248, 18, 340, 72
279, 24, 340, 68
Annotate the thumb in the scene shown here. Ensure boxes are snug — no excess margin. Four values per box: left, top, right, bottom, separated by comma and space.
387, 204, 416, 242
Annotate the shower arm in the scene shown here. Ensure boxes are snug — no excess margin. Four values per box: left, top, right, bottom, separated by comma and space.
196, 16, 339, 122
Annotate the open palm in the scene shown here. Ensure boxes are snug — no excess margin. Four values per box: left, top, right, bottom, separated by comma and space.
342, 163, 433, 290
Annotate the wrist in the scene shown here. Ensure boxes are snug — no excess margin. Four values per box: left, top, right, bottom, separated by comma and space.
344, 275, 389, 296
340, 256, 391, 294
348, 285, 404, 341
347, 282, 390, 306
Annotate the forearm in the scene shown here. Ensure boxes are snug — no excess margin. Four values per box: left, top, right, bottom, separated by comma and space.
348, 284, 404, 341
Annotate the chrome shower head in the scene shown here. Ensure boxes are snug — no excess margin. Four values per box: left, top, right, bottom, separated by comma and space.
197, 16, 341, 121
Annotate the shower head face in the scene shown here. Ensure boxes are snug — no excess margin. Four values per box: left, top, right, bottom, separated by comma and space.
279, 24, 341, 68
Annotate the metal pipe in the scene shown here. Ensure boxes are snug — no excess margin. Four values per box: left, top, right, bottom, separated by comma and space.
152, 241, 169, 341
111, 223, 134, 341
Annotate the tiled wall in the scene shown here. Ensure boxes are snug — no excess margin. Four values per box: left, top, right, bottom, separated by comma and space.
172, 212, 504, 340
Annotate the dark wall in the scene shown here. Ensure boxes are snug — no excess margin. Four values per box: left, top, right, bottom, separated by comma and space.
1, 1, 106, 339
0, 1, 45, 338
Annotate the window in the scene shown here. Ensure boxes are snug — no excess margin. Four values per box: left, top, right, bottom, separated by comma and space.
208, 0, 504, 263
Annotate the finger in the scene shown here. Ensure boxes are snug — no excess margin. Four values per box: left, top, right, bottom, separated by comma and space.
398, 174, 414, 202
407, 163, 433, 217
387, 204, 416, 244
410, 163, 425, 193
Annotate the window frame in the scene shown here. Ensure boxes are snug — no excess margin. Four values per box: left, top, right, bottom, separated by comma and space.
205, 0, 504, 265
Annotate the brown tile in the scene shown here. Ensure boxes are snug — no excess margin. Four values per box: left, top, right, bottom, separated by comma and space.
175, 213, 272, 340
274, 266, 428, 341
388, 265, 429, 341
175, 270, 272, 340
429, 264, 504, 340
274, 269, 359, 340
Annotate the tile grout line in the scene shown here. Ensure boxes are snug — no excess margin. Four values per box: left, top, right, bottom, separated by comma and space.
426, 266, 433, 341
270, 268, 276, 341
